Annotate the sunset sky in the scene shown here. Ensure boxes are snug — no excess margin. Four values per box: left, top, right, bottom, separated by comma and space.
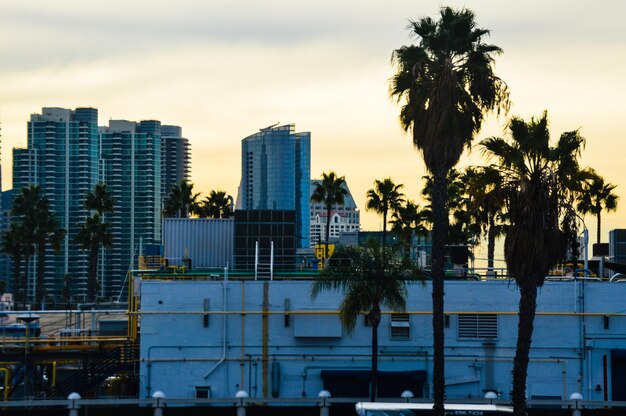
1, 1, 625, 262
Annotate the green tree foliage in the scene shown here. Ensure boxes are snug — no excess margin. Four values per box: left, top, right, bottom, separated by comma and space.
390, 200, 429, 259
481, 112, 586, 415
311, 239, 422, 402
11, 185, 66, 306
198, 190, 233, 219
76, 184, 115, 302
163, 180, 200, 218
310, 172, 348, 258
577, 171, 619, 244
366, 178, 405, 248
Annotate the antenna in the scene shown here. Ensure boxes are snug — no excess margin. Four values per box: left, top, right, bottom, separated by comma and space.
260, 122, 280, 132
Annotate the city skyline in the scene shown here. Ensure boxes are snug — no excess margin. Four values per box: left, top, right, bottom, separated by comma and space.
1, 0, 625, 251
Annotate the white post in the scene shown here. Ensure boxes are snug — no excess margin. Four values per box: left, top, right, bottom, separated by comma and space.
270, 241, 274, 281
254, 241, 259, 281
67, 392, 81, 416
152, 390, 165, 416
318, 390, 331, 416
236, 390, 248, 416
570, 392, 583, 416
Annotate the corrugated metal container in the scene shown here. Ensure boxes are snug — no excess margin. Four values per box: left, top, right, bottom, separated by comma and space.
163, 218, 234, 268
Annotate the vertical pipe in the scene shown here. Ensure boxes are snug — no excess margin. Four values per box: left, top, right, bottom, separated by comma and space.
52, 361, 57, 388
603, 355, 608, 401
262, 282, 269, 398
240, 281, 245, 390
254, 241, 258, 281
270, 241, 274, 281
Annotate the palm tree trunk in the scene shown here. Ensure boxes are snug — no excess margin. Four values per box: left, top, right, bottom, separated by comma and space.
325, 204, 332, 260
487, 215, 496, 277
382, 210, 387, 248
23, 254, 31, 309
370, 309, 381, 402
431, 166, 448, 416
12, 254, 22, 309
36, 240, 46, 306
596, 213, 601, 244
87, 243, 100, 302
512, 283, 538, 416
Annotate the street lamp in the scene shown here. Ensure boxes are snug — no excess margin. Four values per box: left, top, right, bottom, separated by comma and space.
17, 313, 39, 399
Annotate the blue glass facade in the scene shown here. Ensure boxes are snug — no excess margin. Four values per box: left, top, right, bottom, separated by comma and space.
99, 120, 162, 299
12, 107, 100, 301
237, 124, 310, 248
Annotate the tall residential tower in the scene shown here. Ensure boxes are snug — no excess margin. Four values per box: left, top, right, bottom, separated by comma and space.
161, 125, 191, 196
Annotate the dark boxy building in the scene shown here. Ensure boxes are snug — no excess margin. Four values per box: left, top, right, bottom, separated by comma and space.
234, 210, 296, 274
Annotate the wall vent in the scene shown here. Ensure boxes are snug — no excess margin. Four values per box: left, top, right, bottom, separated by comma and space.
390, 313, 410, 340
457, 314, 497, 339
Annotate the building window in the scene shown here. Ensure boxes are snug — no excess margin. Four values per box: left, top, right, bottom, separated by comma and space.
390, 313, 410, 340
457, 314, 498, 339
196, 386, 211, 398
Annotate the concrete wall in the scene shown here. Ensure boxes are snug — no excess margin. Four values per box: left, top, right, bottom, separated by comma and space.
139, 279, 626, 401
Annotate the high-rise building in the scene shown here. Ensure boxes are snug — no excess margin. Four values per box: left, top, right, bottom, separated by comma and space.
161, 125, 190, 197
236, 124, 310, 248
99, 120, 162, 299
12, 107, 100, 300
309, 180, 360, 247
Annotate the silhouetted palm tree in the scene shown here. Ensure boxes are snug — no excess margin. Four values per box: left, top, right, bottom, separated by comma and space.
311, 239, 421, 402
2, 222, 31, 308
85, 183, 114, 215
310, 172, 348, 259
199, 190, 233, 219
464, 166, 507, 275
366, 178, 404, 248
481, 112, 585, 415
75, 214, 113, 302
12, 185, 65, 305
390, 200, 429, 259
163, 180, 200, 218
390, 8, 508, 413
577, 171, 619, 244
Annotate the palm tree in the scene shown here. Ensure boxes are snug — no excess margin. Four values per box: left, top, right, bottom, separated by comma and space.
464, 166, 507, 276
390, 200, 429, 258
366, 178, 405, 248
163, 180, 200, 218
2, 222, 31, 308
577, 171, 619, 244
199, 190, 233, 219
75, 213, 113, 302
481, 112, 585, 415
77, 183, 115, 302
311, 238, 421, 402
85, 183, 114, 215
390, 8, 508, 413
12, 185, 66, 306
310, 172, 348, 259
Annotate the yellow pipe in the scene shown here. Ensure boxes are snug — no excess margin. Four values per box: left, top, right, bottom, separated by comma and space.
240, 281, 245, 390
0, 367, 9, 401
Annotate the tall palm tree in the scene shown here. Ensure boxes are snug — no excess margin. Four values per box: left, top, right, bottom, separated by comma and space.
366, 178, 405, 248
577, 171, 619, 244
75, 213, 113, 302
199, 190, 233, 219
12, 185, 65, 305
311, 238, 421, 402
390, 8, 508, 414
481, 112, 585, 415
390, 200, 429, 258
310, 172, 348, 259
78, 183, 115, 302
163, 180, 200, 218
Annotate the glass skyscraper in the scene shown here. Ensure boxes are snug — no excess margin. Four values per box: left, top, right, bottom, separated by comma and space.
12, 107, 100, 301
9, 108, 181, 303
99, 120, 162, 299
161, 125, 191, 196
236, 124, 310, 248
